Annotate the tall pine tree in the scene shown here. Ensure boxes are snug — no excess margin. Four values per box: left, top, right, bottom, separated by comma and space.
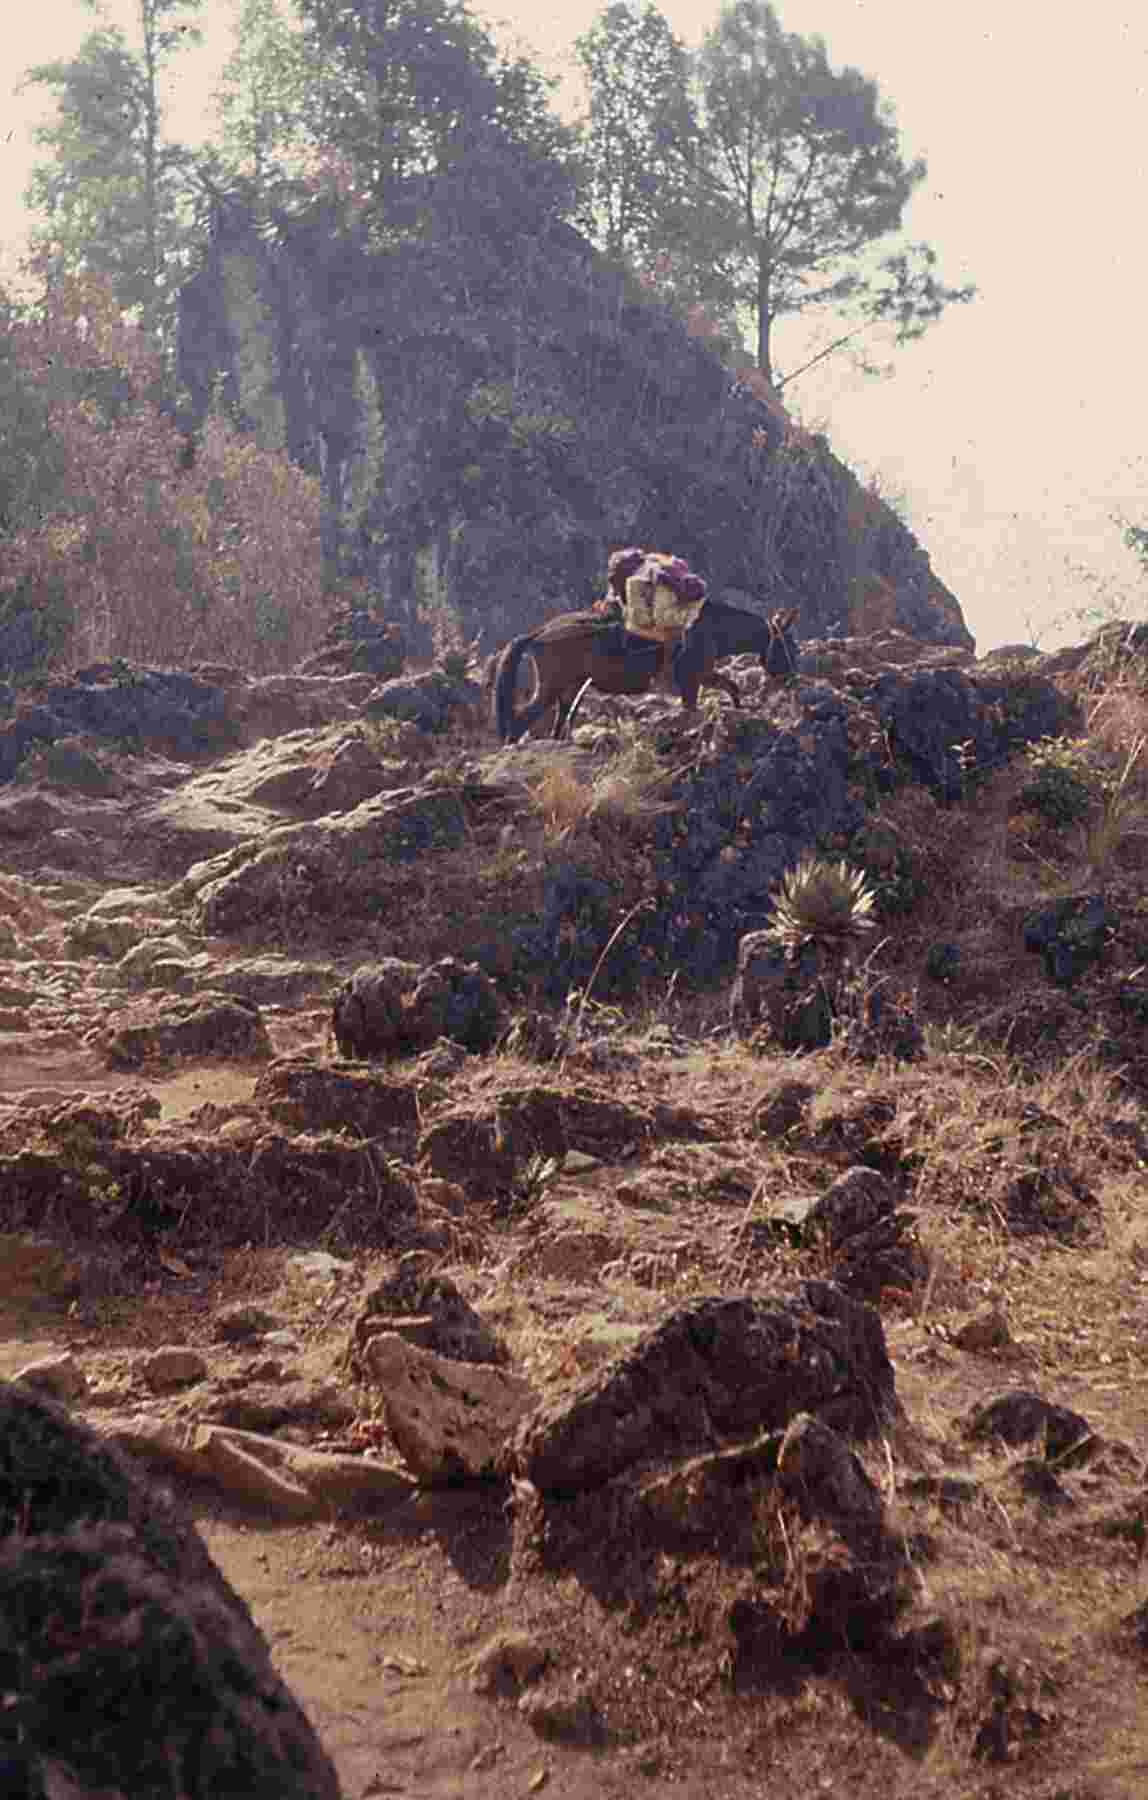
696, 0, 973, 384
22, 0, 205, 352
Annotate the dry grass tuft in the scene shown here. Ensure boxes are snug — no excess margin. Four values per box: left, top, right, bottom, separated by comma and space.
522, 730, 680, 843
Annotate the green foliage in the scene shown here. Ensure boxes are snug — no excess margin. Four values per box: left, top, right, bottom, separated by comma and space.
689, 0, 974, 383
21, 2, 204, 353
288, 0, 570, 231
210, 0, 315, 189
0, 578, 75, 681
1125, 521, 1148, 573
567, 0, 975, 385
0, 296, 62, 535
574, 2, 717, 272
1020, 737, 1099, 827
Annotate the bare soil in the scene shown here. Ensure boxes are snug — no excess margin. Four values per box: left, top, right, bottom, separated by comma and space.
5, 1014, 1148, 1800
6, 654, 1148, 1798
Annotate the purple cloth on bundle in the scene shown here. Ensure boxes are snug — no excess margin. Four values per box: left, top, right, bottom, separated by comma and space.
653, 559, 707, 603
607, 547, 648, 584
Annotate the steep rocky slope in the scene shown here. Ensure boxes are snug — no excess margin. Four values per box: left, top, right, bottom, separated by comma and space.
179, 204, 971, 657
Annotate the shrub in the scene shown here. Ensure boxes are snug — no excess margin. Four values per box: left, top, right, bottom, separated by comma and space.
1019, 737, 1096, 827
0, 273, 323, 675
764, 856, 877, 960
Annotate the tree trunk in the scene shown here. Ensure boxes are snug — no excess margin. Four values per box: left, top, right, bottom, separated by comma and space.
755, 245, 773, 385
138, 0, 162, 340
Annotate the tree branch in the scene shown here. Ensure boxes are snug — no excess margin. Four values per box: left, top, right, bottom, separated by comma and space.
775, 317, 877, 391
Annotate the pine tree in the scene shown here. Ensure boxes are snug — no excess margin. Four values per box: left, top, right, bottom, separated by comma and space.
696, 0, 974, 384
22, 0, 205, 352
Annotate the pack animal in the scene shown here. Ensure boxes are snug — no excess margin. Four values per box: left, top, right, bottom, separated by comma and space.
493, 607, 666, 743
561, 599, 800, 736
672, 602, 800, 706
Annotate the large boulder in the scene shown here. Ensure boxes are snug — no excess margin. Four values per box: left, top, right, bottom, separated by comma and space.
349, 1256, 508, 1368
512, 1282, 895, 1495
184, 785, 468, 936
300, 609, 406, 680
0, 1131, 418, 1250
253, 1057, 421, 1138
363, 668, 484, 733
100, 992, 272, 1069
0, 1383, 341, 1798
331, 957, 502, 1060
0, 666, 237, 785
361, 1335, 536, 1484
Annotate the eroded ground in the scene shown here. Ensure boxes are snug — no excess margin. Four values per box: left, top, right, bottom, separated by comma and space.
4, 654, 1148, 1798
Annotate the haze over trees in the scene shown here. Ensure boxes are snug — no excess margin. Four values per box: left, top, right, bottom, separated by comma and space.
2, 0, 977, 674
21, 0, 207, 355
576, 0, 973, 387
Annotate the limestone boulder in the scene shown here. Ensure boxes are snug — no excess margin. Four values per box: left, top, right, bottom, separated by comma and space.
100, 992, 272, 1068
362, 1333, 537, 1483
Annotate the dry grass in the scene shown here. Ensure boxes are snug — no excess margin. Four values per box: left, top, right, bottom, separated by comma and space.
523, 730, 682, 842
327, 642, 1148, 1793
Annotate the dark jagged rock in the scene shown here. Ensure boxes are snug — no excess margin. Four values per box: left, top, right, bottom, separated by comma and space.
1023, 893, 1118, 986
252, 1057, 421, 1138
176, 191, 972, 658
0, 1132, 418, 1250
332, 956, 502, 1060
0, 1384, 342, 1799
300, 608, 406, 680
804, 1167, 928, 1301
512, 1283, 895, 1494
363, 669, 484, 733
924, 939, 962, 981
964, 1391, 1096, 1465
416, 1110, 515, 1194
414, 1084, 690, 1197
349, 1254, 507, 1368
0, 666, 235, 784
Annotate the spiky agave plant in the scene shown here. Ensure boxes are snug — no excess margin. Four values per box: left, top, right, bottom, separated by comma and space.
765, 856, 877, 959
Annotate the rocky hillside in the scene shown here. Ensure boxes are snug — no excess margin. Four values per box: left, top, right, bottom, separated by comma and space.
4, 623, 1148, 1797
179, 200, 971, 657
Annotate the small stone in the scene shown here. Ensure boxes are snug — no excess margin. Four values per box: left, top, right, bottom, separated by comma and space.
561, 1150, 601, 1174
519, 1688, 603, 1745
953, 1307, 1012, 1352
468, 1743, 505, 1772
140, 1346, 209, 1391
469, 1632, 550, 1697
288, 1250, 354, 1283
214, 1304, 282, 1343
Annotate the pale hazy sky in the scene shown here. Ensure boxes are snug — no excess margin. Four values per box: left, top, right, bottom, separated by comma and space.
4, 0, 1147, 653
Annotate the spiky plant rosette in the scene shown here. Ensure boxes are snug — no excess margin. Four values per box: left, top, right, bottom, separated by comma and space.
765, 856, 878, 958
